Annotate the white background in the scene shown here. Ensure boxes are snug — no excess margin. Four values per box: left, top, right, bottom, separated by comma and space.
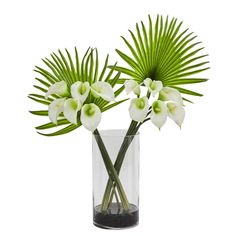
0, 0, 235, 235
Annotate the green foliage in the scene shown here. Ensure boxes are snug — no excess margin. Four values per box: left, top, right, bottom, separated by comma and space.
29, 48, 126, 136
114, 15, 209, 97
29, 15, 210, 136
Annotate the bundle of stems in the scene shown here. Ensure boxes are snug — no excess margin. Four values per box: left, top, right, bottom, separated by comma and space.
94, 117, 149, 212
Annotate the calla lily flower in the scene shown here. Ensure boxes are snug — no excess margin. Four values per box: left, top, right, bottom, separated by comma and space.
45, 81, 69, 99
124, 80, 140, 96
129, 96, 149, 122
150, 100, 167, 129
167, 102, 185, 127
71, 81, 90, 104
159, 87, 183, 105
63, 98, 82, 124
91, 82, 115, 102
80, 103, 102, 131
144, 78, 163, 97
48, 98, 66, 124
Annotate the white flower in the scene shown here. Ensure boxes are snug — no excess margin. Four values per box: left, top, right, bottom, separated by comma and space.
45, 81, 69, 99
124, 80, 140, 96
80, 103, 102, 131
63, 98, 82, 124
144, 78, 163, 97
71, 81, 90, 104
167, 102, 185, 127
129, 96, 149, 122
48, 98, 66, 124
91, 82, 115, 102
159, 87, 183, 105
150, 100, 167, 129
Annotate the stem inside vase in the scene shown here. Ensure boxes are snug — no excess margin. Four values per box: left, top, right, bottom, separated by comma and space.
92, 129, 140, 229
100, 121, 139, 211
93, 129, 130, 212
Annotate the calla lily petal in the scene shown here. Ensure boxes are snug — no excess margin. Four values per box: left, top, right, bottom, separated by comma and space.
45, 81, 69, 99
144, 78, 152, 87
167, 102, 185, 127
151, 100, 167, 129
144, 78, 163, 97
129, 96, 149, 122
159, 87, 183, 105
63, 98, 82, 124
91, 82, 115, 102
80, 103, 101, 132
124, 80, 140, 96
48, 98, 66, 124
71, 81, 90, 104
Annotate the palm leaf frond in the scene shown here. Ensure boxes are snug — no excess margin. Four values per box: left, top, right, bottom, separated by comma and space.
115, 15, 209, 97
36, 119, 70, 130
30, 48, 126, 136
37, 124, 80, 136
29, 110, 49, 116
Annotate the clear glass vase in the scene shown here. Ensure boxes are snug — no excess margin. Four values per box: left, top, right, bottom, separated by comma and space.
92, 129, 139, 229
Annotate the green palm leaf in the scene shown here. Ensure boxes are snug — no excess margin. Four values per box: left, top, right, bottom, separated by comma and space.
37, 124, 80, 136
36, 119, 70, 130
30, 48, 127, 136
115, 15, 209, 98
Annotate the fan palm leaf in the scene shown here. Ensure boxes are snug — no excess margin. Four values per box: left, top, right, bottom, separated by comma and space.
29, 48, 127, 136
114, 15, 209, 99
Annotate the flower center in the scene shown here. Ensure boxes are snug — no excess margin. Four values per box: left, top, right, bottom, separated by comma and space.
79, 84, 87, 95
84, 105, 95, 117
93, 85, 102, 93
167, 103, 176, 112
135, 98, 145, 109
70, 100, 78, 110
152, 101, 161, 113
150, 82, 156, 91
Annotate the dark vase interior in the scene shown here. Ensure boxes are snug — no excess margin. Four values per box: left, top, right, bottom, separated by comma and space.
93, 203, 139, 229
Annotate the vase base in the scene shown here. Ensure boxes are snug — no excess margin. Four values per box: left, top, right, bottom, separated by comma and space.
93, 203, 139, 229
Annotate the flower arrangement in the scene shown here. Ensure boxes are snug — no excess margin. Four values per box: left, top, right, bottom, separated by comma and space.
29, 15, 209, 228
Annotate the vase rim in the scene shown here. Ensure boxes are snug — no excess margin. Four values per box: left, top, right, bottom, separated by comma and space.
93, 129, 139, 137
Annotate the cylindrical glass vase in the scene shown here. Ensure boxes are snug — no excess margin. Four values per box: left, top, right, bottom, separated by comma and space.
92, 130, 139, 229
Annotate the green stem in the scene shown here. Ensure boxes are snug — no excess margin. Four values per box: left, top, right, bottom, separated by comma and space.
93, 129, 130, 212
106, 123, 145, 208
100, 121, 138, 211
108, 186, 120, 209
102, 117, 151, 210
100, 94, 152, 211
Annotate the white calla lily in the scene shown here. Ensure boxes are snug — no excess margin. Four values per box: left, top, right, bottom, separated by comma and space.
159, 87, 183, 105
129, 96, 149, 122
150, 100, 167, 129
45, 81, 69, 99
71, 81, 90, 104
167, 102, 185, 127
91, 82, 115, 102
124, 80, 140, 96
80, 103, 102, 132
48, 98, 66, 124
63, 98, 82, 124
144, 78, 163, 97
